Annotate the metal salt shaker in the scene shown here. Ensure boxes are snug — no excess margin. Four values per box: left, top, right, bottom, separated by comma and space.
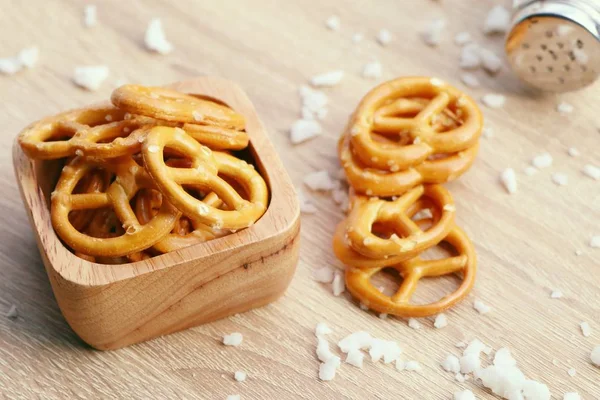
506, 0, 600, 92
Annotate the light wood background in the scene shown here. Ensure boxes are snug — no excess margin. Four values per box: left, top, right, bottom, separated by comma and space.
1, 0, 598, 399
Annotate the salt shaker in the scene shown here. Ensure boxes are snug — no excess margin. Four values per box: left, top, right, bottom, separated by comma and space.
505, 0, 600, 92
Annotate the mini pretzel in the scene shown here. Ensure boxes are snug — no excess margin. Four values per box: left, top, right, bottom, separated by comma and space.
348, 76, 482, 171
345, 223, 476, 317
339, 133, 478, 197
182, 123, 249, 151
142, 126, 268, 230
344, 185, 455, 259
68, 168, 112, 231
111, 85, 245, 129
134, 188, 227, 253
17, 104, 162, 160
51, 155, 180, 257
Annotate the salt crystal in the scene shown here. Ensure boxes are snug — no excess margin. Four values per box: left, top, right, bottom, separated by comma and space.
144, 18, 173, 55
460, 44, 481, 69
557, 102, 574, 114
311, 70, 344, 88
454, 389, 476, 400
434, 313, 448, 329
500, 168, 517, 194
376, 29, 392, 46
315, 322, 333, 336
461, 73, 480, 88
482, 93, 506, 109
319, 356, 341, 381
474, 299, 491, 314
352, 33, 364, 43
234, 371, 246, 382
407, 318, 422, 330
442, 355, 461, 373
567, 368, 577, 377
325, 15, 340, 31
332, 271, 345, 296
524, 166, 538, 176
313, 267, 335, 283
304, 170, 336, 191
532, 153, 553, 169
6, 305, 18, 319
404, 360, 421, 371
550, 290, 563, 299
580, 322, 592, 337
592, 345, 600, 366
460, 353, 480, 373
589, 235, 600, 248
454, 32, 472, 46
290, 119, 322, 144
345, 349, 364, 368
483, 5, 510, 35
83, 5, 97, 27
551, 173, 568, 186
567, 147, 580, 157
73, 65, 109, 91
18, 47, 39, 68
223, 332, 243, 346
480, 48, 502, 73
362, 61, 382, 80
582, 164, 600, 180
421, 19, 446, 46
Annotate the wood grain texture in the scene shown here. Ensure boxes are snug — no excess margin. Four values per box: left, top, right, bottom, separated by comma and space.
1, 0, 598, 399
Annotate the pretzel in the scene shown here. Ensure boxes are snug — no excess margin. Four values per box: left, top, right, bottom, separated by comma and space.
348, 76, 483, 171
134, 188, 227, 253
68, 168, 112, 231
111, 84, 245, 129
17, 104, 163, 160
344, 185, 455, 259
142, 126, 268, 230
51, 155, 180, 257
344, 223, 476, 317
182, 123, 249, 151
339, 133, 478, 197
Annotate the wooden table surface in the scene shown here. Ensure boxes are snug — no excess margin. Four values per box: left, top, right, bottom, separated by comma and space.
1, 1, 598, 399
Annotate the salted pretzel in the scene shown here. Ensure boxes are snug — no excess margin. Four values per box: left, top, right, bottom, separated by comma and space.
17, 104, 165, 160
344, 185, 455, 259
142, 126, 268, 230
339, 133, 478, 197
68, 168, 112, 231
181, 123, 249, 151
345, 223, 476, 317
348, 76, 482, 171
134, 187, 228, 253
51, 155, 180, 257
111, 84, 245, 129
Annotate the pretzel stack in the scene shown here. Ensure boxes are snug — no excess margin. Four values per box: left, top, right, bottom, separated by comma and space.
18, 85, 268, 264
334, 77, 483, 317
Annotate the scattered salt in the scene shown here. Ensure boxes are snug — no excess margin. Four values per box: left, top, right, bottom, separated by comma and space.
223, 332, 243, 346
563, 393, 581, 400
338, 331, 373, 353
325, 15, 340, 31
474, 299, 491, 314
461, 73, 480, 88
311, 70, 344, 88
550, 290, 563, 299
83, 5, 97, 27
405, 360, 421, 371
407, 318, 422, 330
144, 18, 173, 55
442, 355, 461, 373
460, 353, 481, 373
567, 147, 580, 157
483, 5, 510, 35
290, 119, 322, 144
592, 345, 600, 366
234, 371, 246, 382
460, 44, 481, 69
421, 19, 446, 46
567, 368, 576, 377
316, 336, 336, 362
304, 170, 336, 191
480, 48, 502, 73
297, 188, 318, 214
582, 164, 600, 180
482, 93, 506, 109
376, 29, 392, 46
454, 389, 476, 400
500, 168, 517, 194
345, 349, 364, 368
557, 102, 574, 114
580, 321, 592, 337
454, 32, 472, 46
590, 235, 600, 248
352, 33, 364, 43
315, 322, 333, 336
332, 271, 345, 296
6, 305, 18, 319
532, 153, 553, 169
73, 65, 109, 91
434, 313, 448, 329
362, 61, 382, 80
524, 166, 538, 176
319, 356, 341, 381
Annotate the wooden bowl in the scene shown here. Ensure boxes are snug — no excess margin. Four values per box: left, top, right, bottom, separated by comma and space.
12, 77, 300, 350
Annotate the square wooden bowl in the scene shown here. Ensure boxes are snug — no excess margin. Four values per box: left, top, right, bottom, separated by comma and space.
12, 77, 300, 350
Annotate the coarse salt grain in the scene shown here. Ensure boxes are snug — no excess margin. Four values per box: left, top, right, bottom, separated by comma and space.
73, 65, 109, 91
461, 73, 480, 88
532, 153, 553, 169
304, 170, 336, 191
316, 322, 333, 336
223, 332, 243, 346
480, 48, 502, 73
319, 356, 341, 381
482, 93, 506, 109
434, 313, 448, 329
557, 102, 574, 114
460, 44, 481, 69
404, 360, 421, 371
352, 32, 364, 43
290, 119, 322, 144
474, 300, 491, 314
567, 368, 577, 377
524, 166, 538, 176
582, 164, 600, 180
454, 389, 476, 400
454, 31, 472, 46
310, 70, 344, 88
144, 18, 173, 55
83, 5, 97, 27
18, 47, 39, 69
550, 290, 563, 299
589, 235, 600, 248
500, 168, 517, 194
455, 373, 466, 382
338, 331, 372, 353
442, 355, 461, 373
0, 57, 21, 75
460, 353, 481, 373
325, 15, 340, 31
592, 345, 600, 366
407, 318, 422, 330
332, 271, 345, 296
234, 371, 246, 382
580, 322, 592, 337
313, 267, 334, 283
395, 359, 406, 371
316, 336, 336, 362
359, 302, 369, 311
421, 19, 446, 47
482, 127, 493, 138
483, 5, 510, 35
345, 349, 364, 368
551, 172, 569, 186
297, 188, 318, 214
522, 380, 551, 400
564, 393, 581, 400
6, 305, 18, 319
226, 395, 240, 400
567, 147, 579, 157
362, 61, 382, 80
376, 29, 392, 46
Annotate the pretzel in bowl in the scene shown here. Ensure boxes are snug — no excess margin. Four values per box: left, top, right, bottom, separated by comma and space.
345, 223, 476, 317
142, 126, 268, 230
348, 76, 483, 171
339, 133, 478, 197
111, 84, 245, 129
51, 155, 181, 257
134, 188, 228, 253
17, 105, 163, 160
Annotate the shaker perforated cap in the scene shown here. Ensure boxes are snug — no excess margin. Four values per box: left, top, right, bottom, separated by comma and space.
506, 0, 600, 92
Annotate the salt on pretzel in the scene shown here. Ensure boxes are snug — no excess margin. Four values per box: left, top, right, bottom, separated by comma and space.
18, 104, 161, 160
111, 84, 245, 129
344, 185, 455, 259
182, 123, 249, 151
348, 76, 482, 171
339, 133, 478, 197
142, 126, 268, 230
344, 223, 476, 317
134, 188, 227, 253
51, 155, 180, 257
